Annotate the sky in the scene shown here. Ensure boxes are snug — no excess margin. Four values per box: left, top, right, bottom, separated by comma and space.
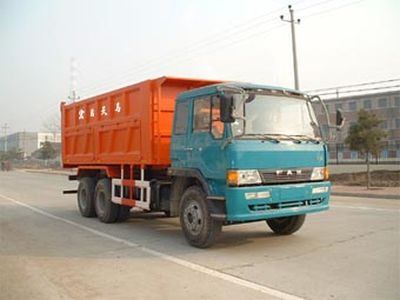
0, 0, 399, 133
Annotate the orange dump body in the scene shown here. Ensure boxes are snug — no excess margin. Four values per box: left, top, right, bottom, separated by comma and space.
61, 77, 220, 169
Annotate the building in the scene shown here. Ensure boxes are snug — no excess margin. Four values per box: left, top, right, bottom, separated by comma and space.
0, 131, 61, 158
313, 90, 400, 163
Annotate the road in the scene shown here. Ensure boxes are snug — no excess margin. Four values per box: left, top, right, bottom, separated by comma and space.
0, 171, 399, 300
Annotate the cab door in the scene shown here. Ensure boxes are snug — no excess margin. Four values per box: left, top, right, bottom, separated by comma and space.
187, 96, 226, 184
170, 100, 191, 168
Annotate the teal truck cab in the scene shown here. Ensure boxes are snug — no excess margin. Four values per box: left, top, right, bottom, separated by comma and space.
169, 82, 343, 247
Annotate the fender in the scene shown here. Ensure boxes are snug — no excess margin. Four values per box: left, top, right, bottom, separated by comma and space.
168, 167, 210, 194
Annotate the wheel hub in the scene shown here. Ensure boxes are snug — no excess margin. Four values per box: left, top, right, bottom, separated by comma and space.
184, 201, 203, 235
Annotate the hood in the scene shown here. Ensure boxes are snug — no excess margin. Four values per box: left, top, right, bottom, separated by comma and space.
226, 139, 326, 169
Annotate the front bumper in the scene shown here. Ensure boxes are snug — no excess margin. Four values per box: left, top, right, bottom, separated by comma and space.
224, 181, 331, 222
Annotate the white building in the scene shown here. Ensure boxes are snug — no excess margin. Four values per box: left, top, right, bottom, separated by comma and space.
0, 131, 61, 157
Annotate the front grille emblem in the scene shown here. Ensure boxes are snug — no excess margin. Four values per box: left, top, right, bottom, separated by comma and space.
276, 169, 302, 176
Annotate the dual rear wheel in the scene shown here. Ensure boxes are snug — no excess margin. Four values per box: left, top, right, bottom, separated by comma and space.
77, 177, 130, 223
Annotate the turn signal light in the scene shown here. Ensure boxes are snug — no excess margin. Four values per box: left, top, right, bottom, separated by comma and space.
227, 169, 262, 186
324, 167, 329, 180
227, 170, 239, 186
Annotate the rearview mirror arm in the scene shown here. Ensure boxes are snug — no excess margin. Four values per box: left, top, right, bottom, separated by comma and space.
309, 95, 345, 130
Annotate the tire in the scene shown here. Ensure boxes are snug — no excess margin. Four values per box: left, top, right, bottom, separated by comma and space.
77, 177, 96, 217
179, 186, 222, 248
266, 215, 306, 235
116, 205, 131, 222
94, 178, 120, 223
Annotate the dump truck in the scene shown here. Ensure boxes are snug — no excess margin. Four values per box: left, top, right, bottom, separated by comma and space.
61, 76, 343, 248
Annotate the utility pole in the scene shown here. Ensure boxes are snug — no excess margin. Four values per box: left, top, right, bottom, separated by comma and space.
1, 123, 10, 152
22, 129, 26, 158
68, 57, 79, 102
280, 5, 301, 90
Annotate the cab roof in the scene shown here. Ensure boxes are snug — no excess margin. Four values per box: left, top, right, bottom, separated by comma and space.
177, 81, 305, 100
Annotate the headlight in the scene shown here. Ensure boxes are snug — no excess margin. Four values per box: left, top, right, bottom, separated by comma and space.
311, 167, 329, 181
227, 170, 262, 186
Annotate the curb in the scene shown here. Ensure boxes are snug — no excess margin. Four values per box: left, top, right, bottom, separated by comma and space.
17, 169, 74, 176
332, 192, 399, 200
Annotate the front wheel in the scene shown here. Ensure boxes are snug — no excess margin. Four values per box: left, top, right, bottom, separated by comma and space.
179, 186, 222, 248
266, 215, 306, 235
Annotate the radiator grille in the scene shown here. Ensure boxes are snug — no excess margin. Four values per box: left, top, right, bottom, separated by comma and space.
260, 167, 313, 184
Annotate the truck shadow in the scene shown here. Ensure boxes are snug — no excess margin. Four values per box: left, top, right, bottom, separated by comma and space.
124, 212, 301, 250
1, 204, 307, 258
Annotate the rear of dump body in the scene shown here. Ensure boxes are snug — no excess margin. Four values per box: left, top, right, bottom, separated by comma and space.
61, 77, 221, 168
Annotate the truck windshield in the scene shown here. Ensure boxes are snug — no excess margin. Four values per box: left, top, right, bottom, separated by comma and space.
230, 94, 321, 140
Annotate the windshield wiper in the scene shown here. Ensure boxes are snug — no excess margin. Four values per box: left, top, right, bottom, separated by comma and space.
239, 134, 280, 143
261, 135, 280, 143
265, 134, 302, 144
292, 135, 321, 144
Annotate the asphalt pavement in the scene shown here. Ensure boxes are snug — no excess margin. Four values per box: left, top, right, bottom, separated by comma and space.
0, 171, 399, 300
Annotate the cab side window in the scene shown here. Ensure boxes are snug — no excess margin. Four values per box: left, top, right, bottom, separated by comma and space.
174, 101, 189, 135
193, 98, 211, 132
211, 97, 224, 139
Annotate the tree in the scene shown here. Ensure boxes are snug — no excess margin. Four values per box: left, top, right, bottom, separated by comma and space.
0, 148, 23, 161
37, 141, 56, 161
42, 113, 61, 133
345, 109, 387, 189
42, 113, 61, 142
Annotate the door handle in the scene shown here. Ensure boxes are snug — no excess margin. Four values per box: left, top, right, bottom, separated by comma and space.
184, 147, 194, 152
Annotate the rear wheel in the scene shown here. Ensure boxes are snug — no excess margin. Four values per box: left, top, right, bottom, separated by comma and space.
94, 178, 131, 223
179, 186, 222, 248
94, 178, 120, 223
266, 215, 306, 235
116, 205, 131, 222
77, 177, 96, 217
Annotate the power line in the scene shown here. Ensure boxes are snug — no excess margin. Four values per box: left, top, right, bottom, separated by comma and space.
307, 79, 400, 93
79, 22, 285, 96
7, 0, 368, 130
30, 0, 369, 126
79, 10, 284, 95
78, 0, 336, 96
297, 0, 337, 12
302, 0, 365, 19
316, 84, 400, 96
80, 22, 287, 98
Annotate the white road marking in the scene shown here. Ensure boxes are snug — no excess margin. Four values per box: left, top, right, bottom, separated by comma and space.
331, 204, 400, 213
0, 193, 304, 300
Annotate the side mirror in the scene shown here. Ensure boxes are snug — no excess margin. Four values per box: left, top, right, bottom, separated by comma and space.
219, 94, 235, 123
336, 109, 345, 128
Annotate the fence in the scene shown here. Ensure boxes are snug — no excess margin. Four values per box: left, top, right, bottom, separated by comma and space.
327, 144, 400, 164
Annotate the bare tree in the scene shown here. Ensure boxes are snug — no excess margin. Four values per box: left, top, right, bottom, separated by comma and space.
42, 113, 61, 139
